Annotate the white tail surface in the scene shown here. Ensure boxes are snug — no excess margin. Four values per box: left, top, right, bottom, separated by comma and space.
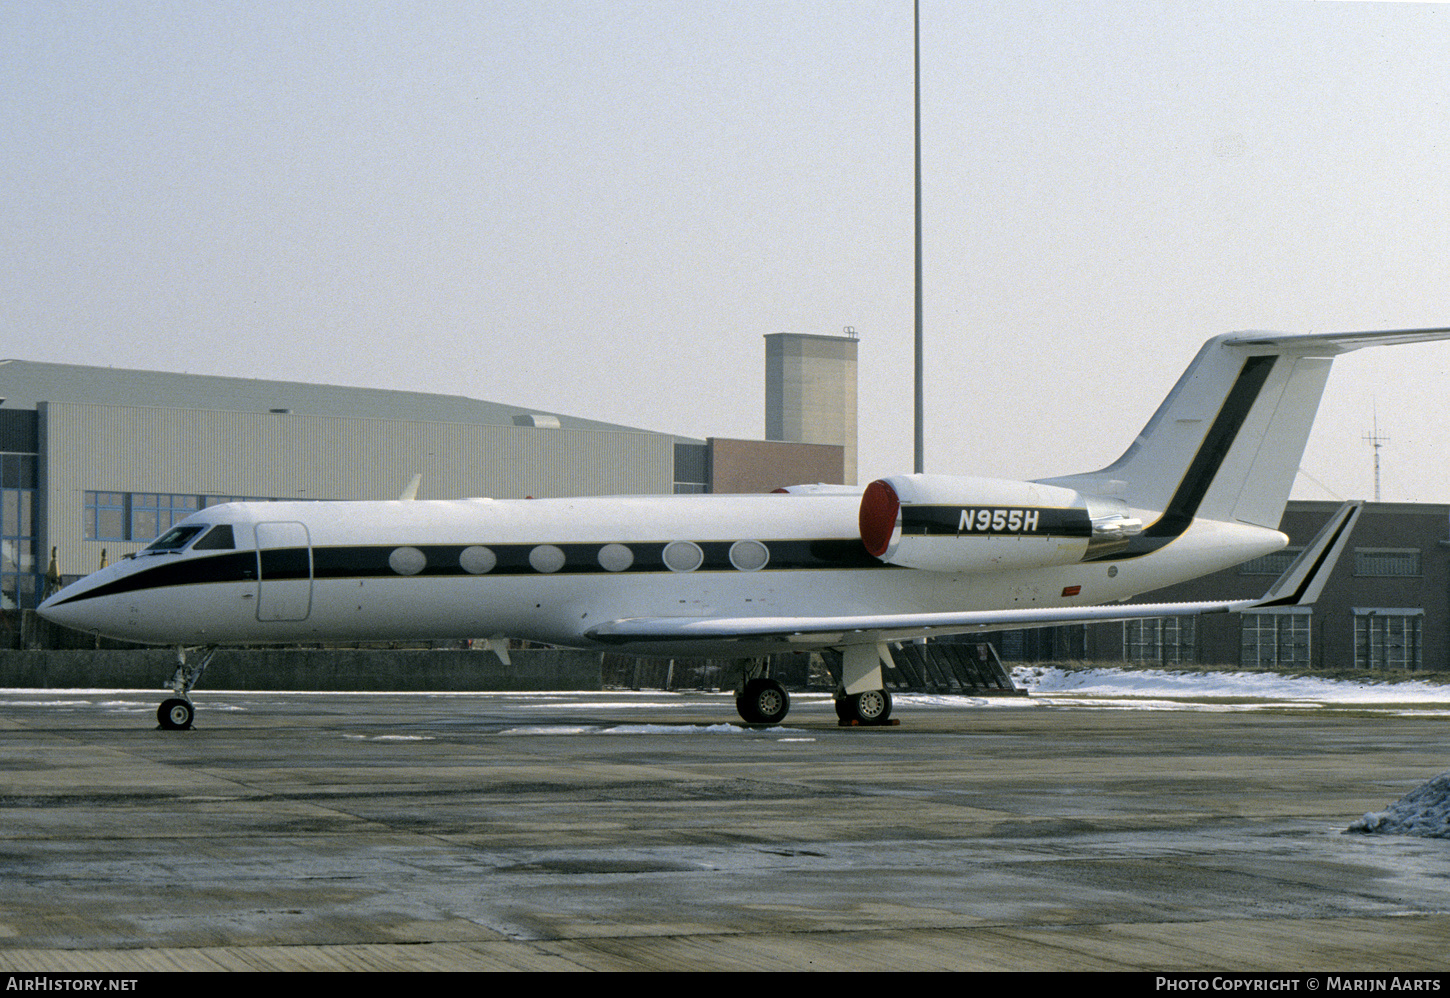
1042, 328, 1450, 532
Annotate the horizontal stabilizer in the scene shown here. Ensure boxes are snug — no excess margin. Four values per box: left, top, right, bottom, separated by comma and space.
1226, 327, 1450, 352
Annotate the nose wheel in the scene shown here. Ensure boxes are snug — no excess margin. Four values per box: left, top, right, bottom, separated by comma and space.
157, 697, 194, 730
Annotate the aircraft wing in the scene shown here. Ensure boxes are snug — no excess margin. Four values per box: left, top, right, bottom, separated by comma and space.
586, 599, 1252, 646
586, 502, 1362, 648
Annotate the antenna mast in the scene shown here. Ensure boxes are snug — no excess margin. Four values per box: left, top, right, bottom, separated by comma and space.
1363, 410, 1389, 502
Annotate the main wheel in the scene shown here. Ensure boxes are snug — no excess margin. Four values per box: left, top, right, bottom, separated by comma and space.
837, 689, 892, 725
737, 678, 790, 724
157, 697, 194, 730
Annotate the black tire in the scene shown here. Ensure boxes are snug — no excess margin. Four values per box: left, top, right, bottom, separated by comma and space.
834, 696, 856, 722
157, 698, 194, 730
738, 678, 790, 724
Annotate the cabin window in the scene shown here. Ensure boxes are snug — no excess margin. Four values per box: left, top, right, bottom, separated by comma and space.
529, 545, 566, 574
388, 546, 427, 575
663, 541, 704, 573
459, 546, 496, 574
597, 543, 634, 572
729, 540, 769, 572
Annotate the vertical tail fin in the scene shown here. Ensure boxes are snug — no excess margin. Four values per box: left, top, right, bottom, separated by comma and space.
1042, 328, 1450, 531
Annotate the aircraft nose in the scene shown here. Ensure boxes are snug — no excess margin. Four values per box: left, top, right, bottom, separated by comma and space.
37, 585, 98, 633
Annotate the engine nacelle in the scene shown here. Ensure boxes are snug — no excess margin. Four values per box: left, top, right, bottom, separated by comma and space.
859, 474, 1142, 573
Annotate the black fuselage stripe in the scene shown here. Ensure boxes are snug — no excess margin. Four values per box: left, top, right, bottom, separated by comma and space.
51, 538, 890, 605
1149, 354, 1278, 535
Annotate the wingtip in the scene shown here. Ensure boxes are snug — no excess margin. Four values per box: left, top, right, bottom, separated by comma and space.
1251, 501, 1362, 608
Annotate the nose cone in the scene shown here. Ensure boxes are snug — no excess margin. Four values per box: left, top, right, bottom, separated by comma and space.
36, 561, 131, 635
37, 583, 96, 633
36, 557, 229, 646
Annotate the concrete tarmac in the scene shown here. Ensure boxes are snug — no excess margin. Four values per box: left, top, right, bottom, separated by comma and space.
1, 687, 1448, 972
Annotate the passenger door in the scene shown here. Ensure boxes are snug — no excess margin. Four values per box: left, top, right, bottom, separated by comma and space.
254, 521, 313, 622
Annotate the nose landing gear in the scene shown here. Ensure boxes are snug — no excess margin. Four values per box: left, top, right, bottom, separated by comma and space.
156, 646, 216, 730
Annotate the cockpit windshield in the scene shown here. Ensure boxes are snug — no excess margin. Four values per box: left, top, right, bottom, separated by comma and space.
191, 524, 235, 550
141, 524, 207, 554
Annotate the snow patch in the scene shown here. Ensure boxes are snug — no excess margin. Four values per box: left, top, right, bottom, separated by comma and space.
1014, 666, 1450, 703
1346, 772, 1450, 839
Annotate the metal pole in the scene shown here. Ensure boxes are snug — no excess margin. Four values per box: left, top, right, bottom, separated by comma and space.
914, 0, 924, 474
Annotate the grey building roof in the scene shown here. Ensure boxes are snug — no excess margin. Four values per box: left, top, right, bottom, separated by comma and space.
0, 360, 702, 443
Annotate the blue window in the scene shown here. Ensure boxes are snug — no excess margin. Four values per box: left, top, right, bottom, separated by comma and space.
84, 492, 128, 541
130, 493, 200, 542
86, 491, 202, 541
2, 453, 39, 608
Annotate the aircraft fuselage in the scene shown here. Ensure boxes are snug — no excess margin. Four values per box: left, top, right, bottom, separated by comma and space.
40, 487, 1284, 656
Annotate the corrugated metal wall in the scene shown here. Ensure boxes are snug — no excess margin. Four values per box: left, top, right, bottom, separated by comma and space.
42, 401, 674, 575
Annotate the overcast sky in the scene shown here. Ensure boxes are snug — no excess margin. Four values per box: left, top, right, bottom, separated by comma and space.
4, 1, 1448, 501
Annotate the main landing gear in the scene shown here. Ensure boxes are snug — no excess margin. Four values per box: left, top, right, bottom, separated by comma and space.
834, 688, 893, 725
736, 676, 791, 724
832, 643, 895, 726
157, 697, 195, 730
734, 659, 791, 724
157, 645, 217, 730
731, 655, 895, 726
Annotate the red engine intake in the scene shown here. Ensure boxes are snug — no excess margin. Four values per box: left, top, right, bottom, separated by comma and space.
858, 479, 901, 558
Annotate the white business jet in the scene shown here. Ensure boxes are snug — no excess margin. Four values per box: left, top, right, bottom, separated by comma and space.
38, 328, 1449, 730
